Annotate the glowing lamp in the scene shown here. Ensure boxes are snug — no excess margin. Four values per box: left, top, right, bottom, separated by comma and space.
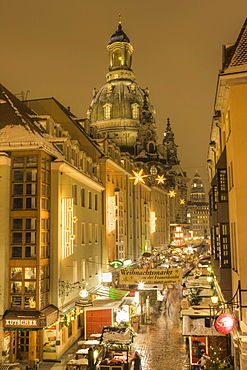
138, 282, 145, 290
130, 169, 148, 185
207, 276, 213, 283
155, 175, 166, 184
109, 260, 123, 269
211, 295, 219, 304
79, 289, 88, 298
215, 313, 236, 334
168, 190, 177, 198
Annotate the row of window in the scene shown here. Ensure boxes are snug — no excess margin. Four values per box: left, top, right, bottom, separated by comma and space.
73, 257, 99, 282
73, 185, 99, 210
103, 103, 139, 120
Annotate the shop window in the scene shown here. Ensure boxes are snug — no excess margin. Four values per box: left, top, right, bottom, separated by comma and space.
11, 281, 22, 294
24, 296, 36, 308
25, 267, 36, 280
11, 296, 22, 308
24, 281, 36, 294
11, 267, 22, 280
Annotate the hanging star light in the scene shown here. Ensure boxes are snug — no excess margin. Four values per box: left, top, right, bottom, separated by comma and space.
168, 190, 177, 198
155, 174, 166, 184
130, 169, 148, 185
180, 199, 185, 205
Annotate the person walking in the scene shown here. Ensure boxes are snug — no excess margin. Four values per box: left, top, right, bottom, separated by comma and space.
130, 350, 142, 370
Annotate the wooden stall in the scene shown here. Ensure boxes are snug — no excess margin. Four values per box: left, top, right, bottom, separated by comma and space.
98, 326, 135, 370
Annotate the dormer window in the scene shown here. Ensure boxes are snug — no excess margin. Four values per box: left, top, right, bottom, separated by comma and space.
103, 103, 112, 120
131, 103, 139, 119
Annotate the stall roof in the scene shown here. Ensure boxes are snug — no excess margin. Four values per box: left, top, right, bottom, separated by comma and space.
88, 285, 129, 299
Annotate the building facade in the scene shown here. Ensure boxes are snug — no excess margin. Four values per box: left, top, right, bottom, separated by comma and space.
207, 18, 247, 369
186, 172, 210, 243
0, 20, 188, 365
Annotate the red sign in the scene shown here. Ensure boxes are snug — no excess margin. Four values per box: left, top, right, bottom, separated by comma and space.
215, 313, 236, 334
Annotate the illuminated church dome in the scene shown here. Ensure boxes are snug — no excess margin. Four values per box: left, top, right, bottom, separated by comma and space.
88, 20, 155, 153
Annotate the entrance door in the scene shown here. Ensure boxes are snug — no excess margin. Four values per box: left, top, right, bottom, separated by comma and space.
17, 331, 29, 360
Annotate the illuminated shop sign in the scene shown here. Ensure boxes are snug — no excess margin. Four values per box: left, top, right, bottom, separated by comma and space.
215, 313, 236, 334
4, 319, 38, 328
119, 268, 182, 285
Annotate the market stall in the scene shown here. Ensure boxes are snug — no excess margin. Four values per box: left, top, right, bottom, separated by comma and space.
98, 326, 134, 370
66, 358, 88, 370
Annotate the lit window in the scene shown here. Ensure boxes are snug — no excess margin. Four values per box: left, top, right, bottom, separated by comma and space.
131, 103, 139, 119
104, 103, 112, 119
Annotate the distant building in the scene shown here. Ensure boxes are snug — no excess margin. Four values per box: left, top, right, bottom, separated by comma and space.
186, 172, 210, 242
207, 18, 247, 369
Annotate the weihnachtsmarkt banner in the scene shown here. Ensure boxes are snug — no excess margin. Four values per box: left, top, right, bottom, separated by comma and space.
119, 268, 182, 285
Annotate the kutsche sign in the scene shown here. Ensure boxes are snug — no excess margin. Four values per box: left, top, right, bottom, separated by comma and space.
215, 313, 236, 334
119, 268, 182, 285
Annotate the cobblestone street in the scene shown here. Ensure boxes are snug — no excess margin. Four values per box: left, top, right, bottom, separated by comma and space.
133, 286, 190, 370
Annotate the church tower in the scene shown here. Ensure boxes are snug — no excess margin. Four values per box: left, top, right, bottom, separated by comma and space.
88, 19, 156, 154
163, 118, 179, 166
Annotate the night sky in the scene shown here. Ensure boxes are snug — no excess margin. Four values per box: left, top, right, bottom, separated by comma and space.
1, 1, 247, 194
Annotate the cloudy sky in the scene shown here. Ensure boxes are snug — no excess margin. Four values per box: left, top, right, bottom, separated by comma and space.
1, 1, 247, 193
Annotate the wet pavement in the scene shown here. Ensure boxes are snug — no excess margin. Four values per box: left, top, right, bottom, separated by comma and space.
132, 285, 190, 370
18, 286, 190, 370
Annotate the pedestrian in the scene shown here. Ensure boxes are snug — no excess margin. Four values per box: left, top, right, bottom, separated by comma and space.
130, 350, 142, 370
196, 349, 207, 369
88, 346, 97, 370
167, 301, 172, 316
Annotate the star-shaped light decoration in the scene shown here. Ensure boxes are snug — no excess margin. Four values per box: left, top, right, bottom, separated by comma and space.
130, 169, 148, 185
155, 174, 166, 184
168, 190, 177, 198
180, 199, 186, 205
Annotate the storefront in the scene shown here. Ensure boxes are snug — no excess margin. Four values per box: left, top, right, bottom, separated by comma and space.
2, 305, 58, 365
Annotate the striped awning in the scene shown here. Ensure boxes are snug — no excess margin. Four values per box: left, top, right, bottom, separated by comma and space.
87, 284, 129, 300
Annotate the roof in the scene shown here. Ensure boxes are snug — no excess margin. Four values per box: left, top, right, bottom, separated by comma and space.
0, 84, 42, 132
109, 22, 130, 44
222, 18, 247, 73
